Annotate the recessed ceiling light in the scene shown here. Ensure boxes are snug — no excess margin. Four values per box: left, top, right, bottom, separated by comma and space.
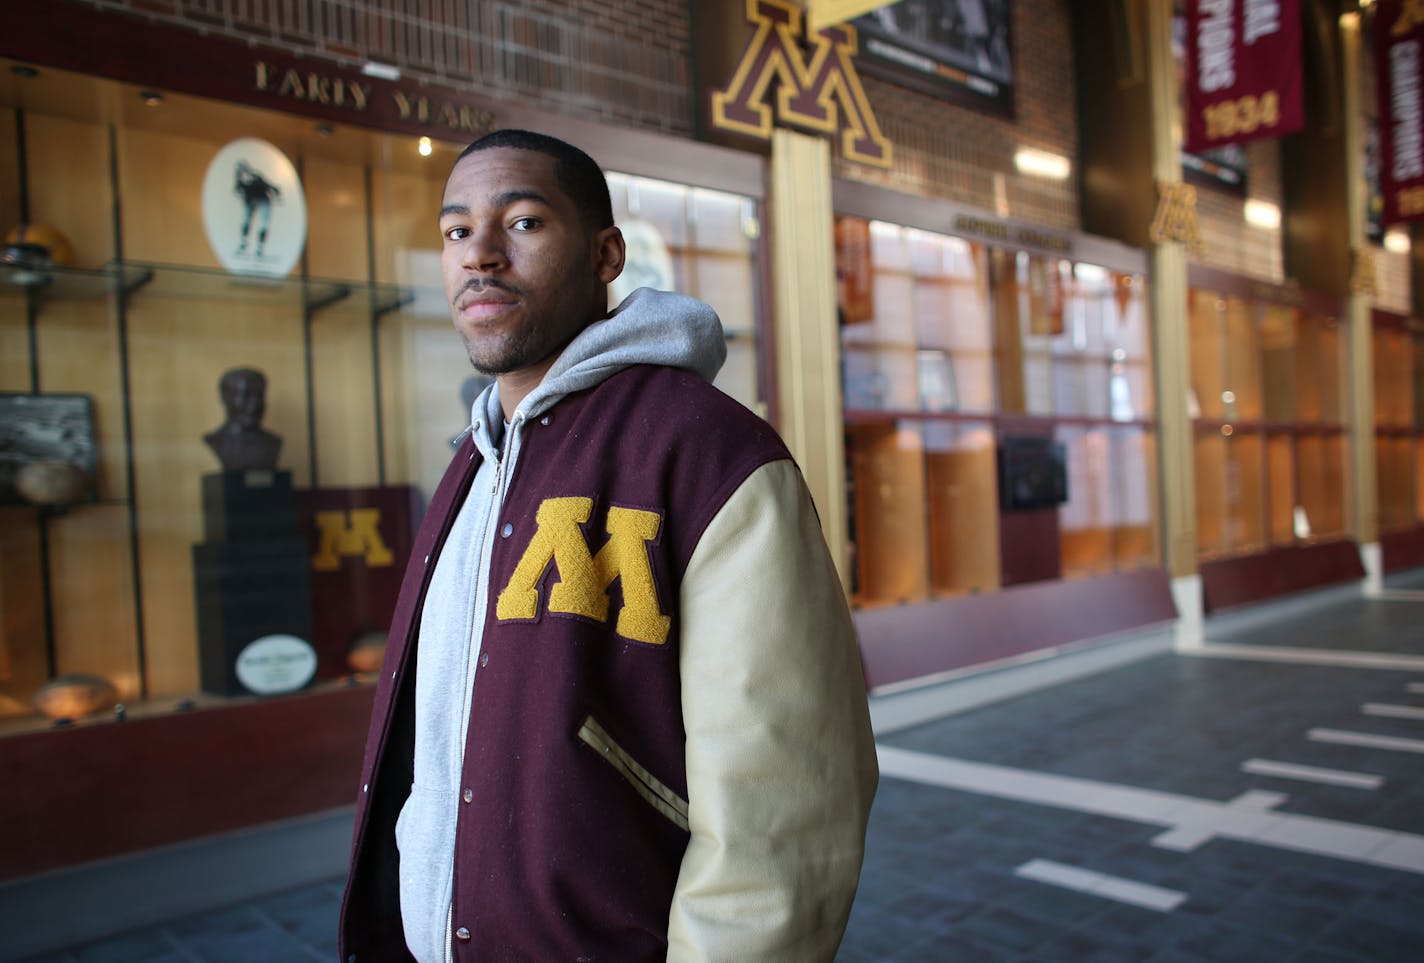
140, 90, 164, 107
1013, 148, 1071, 181
361, 62, 401, 81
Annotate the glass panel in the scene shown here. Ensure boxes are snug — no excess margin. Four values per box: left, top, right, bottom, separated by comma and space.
1266, 434, 1295, 545
1224, 299, 1263, 421
1224, 431, 1266, 554
1260, 307, 1296, 423
1188, 289, 1226, 421
838, 217, 994, 413
1194, 427, 1228, 556
1109, 426, 1159, 569
607, 173, 762, 412
923, 420, 1000, 595
845, 419, 930, 606
1058, 425, 1112, 578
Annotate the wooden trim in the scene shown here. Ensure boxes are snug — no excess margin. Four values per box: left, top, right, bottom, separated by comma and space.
1380, 526, 1424, 574
1198, 539, 1365, 613
831, 177, 1150, 274
0, 683, 374, 881
1187, 263, 1343, 318
855, 568, 1177, 692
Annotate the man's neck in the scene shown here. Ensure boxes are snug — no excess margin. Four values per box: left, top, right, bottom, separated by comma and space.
495, 354, 559, 421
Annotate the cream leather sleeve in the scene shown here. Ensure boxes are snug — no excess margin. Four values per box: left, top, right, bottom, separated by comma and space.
667, 459, 879, 962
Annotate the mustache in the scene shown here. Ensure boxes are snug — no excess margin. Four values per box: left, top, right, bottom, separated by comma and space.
458, 277, 522, 298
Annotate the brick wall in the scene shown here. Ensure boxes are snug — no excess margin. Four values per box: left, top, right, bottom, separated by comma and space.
832, 0, 1080, 233
85, 0, 694, 134
1193, 140, 1286, 284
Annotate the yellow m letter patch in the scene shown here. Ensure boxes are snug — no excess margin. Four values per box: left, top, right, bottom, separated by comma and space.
495, 497, 672, 645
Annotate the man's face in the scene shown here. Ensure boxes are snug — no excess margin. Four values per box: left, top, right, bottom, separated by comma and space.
439, 147, 623, 376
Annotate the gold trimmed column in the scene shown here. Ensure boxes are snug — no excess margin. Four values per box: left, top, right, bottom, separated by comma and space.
1144, 0, 1201, 643
1340, 11, 1381, 591
768, 127, 850, 587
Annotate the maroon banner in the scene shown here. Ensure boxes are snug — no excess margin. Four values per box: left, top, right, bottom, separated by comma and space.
1378, 1, 1424, 224
1184, 0, 1303, 153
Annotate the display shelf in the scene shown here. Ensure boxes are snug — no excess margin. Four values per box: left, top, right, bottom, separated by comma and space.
0, 261, 144, 301
2, 260, 424, 318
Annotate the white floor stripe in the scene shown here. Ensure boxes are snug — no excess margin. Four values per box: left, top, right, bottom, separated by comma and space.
1363, 703, 1424, 721
876, 744, 1424, 875
1014, 858, 1186, 912
1183, 643, 1424, 672
1371, 589, 1424, 601
1308, 728, 1424, 754
1240, 758, 1384, 790
1409, 683, 1424, 694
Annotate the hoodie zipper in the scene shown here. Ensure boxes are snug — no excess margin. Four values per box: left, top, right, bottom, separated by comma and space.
445, 415, 520, 963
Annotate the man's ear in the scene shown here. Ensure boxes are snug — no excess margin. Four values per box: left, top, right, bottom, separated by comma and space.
593, 226, 625, 284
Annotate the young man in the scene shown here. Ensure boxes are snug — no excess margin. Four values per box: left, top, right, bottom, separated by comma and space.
340, 129, 878, 962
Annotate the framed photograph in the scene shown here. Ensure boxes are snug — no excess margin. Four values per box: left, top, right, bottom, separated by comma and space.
851, 1, 1015, 117
0, 393, 98, 505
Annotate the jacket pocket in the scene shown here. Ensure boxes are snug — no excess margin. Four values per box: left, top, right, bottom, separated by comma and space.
578, 715, 689, 832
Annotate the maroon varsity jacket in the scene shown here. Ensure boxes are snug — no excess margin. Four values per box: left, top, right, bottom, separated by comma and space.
339, 364, 793, 961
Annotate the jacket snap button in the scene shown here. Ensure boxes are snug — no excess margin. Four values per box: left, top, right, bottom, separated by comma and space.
479, 652, 490, 668
500, 523, 513, 538
455, 926, 471, 941
540, 415, 551, 426
462, 788, 473, 803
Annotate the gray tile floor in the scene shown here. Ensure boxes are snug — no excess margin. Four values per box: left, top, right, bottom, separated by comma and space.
20, 583, 1424, 962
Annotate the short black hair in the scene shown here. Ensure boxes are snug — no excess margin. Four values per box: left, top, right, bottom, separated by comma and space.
457, 129, 614, 230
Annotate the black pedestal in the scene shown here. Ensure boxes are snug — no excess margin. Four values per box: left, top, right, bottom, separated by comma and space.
193, 539, 315, 696
202, 470, 297, 542
193, 470, 315, 697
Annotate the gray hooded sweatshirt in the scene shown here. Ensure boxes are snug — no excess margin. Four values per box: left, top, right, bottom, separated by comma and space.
394, 287, 728, 963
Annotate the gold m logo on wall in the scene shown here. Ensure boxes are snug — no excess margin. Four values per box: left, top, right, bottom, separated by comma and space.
711, 0, 892, 168
311, 509, 395, 571
496, 497, 671, 645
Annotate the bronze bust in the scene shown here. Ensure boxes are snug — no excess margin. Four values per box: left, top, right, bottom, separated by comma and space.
203, 367, 282, 471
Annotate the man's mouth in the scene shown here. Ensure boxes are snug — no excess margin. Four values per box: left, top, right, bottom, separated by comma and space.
455, 280, 520, 316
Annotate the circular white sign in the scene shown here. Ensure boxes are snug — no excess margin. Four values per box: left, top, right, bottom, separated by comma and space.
201, 138, 307, 278
610, 218, 676, 305
235, 633, 318, 695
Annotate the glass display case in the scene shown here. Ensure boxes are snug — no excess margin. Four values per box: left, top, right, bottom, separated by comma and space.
1187, 272, 1347, 561
0, 64, 766, 727
837, 213, 1158, 609
1373, 310, 1424, 532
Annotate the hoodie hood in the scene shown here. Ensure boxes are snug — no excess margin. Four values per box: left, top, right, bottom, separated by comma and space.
471, 286, 727, 440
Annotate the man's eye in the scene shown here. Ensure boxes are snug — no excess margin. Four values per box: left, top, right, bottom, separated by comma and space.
444, 226, 470, 241
511, 217, 540, 232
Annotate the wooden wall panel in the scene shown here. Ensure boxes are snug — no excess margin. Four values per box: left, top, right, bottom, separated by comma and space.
0, 293, 29, 390
850, 422, 930, 605
304, 156, 369, 283
311, 304, 379, 487
23, 114, 113, 268
116, 127, 222, 267
0, 108, 19, 239
48, 505, 140, 699
0, 511, 44, 716
369, 166, 445, 287
924, 440, 1000, 595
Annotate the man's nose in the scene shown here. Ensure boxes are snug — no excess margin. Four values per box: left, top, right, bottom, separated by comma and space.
462, 224, 508, 272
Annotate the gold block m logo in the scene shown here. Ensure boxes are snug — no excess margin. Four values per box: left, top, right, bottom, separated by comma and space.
496, 497, 671, 645
311, 508, 395, 571
711, 0, 892, 168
